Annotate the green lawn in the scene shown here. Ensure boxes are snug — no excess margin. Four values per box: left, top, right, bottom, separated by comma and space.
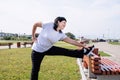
0, 48, 31, 80
0, 42, 80, 80
109, 42, 120, 45
99, 51, 110, 56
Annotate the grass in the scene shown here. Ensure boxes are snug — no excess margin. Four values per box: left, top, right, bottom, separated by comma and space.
99, 51, 110, 56
0, 42, 80, 80
39, 56, 80, 80
109, 42, 120, 45
0, 48, 31, 80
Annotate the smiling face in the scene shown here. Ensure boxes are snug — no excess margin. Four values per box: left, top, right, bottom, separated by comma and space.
54, 17, 67, 32
58, 20, 66, 30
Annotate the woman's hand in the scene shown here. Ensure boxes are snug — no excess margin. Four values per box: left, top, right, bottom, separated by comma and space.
83, 46, 89, 49
32, 37, 37, 42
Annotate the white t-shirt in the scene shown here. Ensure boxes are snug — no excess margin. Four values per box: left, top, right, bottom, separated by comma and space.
32, 22, 67, 52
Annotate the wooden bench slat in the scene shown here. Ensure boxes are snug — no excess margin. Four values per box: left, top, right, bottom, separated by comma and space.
0, 43, 13, 49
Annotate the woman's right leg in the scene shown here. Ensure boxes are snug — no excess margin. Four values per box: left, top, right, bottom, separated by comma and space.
45, 46, 85, 58
30, 50, 45, 80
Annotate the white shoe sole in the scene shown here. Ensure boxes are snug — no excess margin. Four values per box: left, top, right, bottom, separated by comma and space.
87, 46, 95, 56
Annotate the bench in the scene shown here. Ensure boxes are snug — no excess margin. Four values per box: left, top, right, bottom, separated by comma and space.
77, 48, 120, 80
0, 43, 13, 49
21, 42, 33, 48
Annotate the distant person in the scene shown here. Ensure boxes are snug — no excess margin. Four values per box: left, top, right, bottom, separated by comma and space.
30, 16, 95, 80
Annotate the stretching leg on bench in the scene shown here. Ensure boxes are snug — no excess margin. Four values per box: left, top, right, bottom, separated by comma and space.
31, 16, 94, 80
31, 46, 94, 80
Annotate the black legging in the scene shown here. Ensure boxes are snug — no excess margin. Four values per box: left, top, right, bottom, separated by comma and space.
30, 46, 84, 80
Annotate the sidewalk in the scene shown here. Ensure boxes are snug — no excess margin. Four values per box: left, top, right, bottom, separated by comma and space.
92, 42, 120, 64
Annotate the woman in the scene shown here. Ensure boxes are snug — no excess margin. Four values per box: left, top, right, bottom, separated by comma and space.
31, 16, 94, 80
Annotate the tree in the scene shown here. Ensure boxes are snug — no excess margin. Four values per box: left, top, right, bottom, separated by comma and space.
3, 36, 11, 40
65, 32, 76, 39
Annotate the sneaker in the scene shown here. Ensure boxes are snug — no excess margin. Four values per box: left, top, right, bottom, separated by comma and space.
84, 45, 95, 56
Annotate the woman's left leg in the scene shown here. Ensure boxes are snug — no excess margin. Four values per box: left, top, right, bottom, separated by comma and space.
30, 50, 45, 80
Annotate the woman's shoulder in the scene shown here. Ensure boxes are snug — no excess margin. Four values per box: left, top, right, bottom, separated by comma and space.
43, 22, 54, 26
42, 22, 54, 28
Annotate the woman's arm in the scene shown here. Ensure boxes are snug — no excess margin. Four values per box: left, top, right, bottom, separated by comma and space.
32, 22, 42, 42
63, 37, 86, 48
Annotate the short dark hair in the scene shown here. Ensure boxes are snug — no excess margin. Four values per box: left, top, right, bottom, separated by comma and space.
53, 16, 67, 33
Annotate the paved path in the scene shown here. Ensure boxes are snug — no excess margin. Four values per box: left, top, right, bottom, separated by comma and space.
92, 42, 120, 64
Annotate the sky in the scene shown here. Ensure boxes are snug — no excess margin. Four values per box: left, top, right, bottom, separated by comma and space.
0, 0, 120, 39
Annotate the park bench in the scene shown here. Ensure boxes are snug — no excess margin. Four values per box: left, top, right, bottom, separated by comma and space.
17, 42, 33, 48
0, 43, 13, 49
77, 48, 120, 80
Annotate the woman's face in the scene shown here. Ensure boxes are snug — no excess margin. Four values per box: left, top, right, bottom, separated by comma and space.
58, 20, 66, 30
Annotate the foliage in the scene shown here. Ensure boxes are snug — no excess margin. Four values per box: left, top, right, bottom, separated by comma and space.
3, 36, 11, 40
2, 36, 31, 41
65, 32, 76, 39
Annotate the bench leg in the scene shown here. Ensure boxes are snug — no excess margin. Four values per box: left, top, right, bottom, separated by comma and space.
9, 45, 11, 49
24, 44, 26, 48
88, 56, 96, 78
